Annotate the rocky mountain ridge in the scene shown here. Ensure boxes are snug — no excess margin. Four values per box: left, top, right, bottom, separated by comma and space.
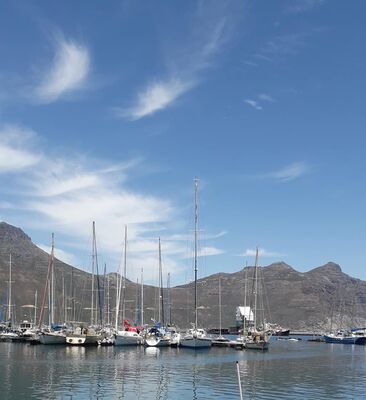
1, 221, 365, 331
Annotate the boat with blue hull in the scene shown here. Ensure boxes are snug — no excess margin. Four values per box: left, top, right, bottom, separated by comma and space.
324, 329, 366, 345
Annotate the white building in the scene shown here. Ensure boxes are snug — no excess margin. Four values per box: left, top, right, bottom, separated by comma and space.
235, 306, 254, 328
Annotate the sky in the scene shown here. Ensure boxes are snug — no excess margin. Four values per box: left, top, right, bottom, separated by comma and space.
1, 0, 366, 284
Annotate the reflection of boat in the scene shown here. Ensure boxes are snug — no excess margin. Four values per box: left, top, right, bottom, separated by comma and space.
180, 179, 212, 350
244, 248, 270, 351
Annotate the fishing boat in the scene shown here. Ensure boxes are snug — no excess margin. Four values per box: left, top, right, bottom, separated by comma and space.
244, 248, 270, 351
323, 329, 366, 345
180, 179, 212, 349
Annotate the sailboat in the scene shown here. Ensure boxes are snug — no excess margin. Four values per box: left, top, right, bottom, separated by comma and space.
212, 274, 230, 347
144, 238, 171, 347
115, 226, 142, 346
180, 179, 212, 349
39, 234, 67, 345
66, 222, 102, 346
244, 247, 270, 351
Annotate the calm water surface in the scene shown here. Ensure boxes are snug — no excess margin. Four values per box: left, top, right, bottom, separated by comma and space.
1, 338, 366, 399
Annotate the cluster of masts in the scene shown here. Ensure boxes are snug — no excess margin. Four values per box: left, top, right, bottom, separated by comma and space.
0, 179, 270, 351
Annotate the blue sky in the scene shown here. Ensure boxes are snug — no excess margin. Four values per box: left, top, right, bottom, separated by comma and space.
1, 0, 366, 284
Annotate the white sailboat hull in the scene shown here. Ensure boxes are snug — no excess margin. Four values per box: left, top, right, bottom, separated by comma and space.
144, 335, 170, 347
245, 340, 269, 350
39, 332, 66, 345
66, 334, 100, 346
115, 331, 141, 346
180, 337, 212, 349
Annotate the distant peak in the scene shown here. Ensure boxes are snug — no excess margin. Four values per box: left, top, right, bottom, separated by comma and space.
0, 221, 32, 245
309, 262, 342, 274
267, 262, 294, 271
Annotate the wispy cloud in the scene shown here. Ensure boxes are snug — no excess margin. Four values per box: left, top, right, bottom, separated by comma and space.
285, 0, 325, 14
0, 125, 40, 173
266, 162, 310, 182
34, 37, 90, 103
0, 124, 224, 283
117, 79, 193, 120
199, 246, 225, 257
117, 3, 239, 120
258, 93, 275, 102
245, 93, 275, 110
241, 248, 285, 258
245, 99, 262, 110
37, 243, 79, 266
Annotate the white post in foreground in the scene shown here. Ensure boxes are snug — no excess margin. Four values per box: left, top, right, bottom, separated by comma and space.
236, 361, 243, 400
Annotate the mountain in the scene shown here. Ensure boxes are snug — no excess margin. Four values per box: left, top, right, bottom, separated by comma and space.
1, 222, 366, 330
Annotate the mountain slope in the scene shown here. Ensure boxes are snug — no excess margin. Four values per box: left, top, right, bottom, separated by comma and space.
1, 222, 365, 330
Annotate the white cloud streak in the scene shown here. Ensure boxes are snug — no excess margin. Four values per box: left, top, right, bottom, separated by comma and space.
118, 79, 193, 121
245, 99, 262, 110
0, 125, 40, 173
0, 124, 224, 283
118, 6, 232, 120
37, 243, 79, 266
241, 248, 284, 258
35, 38, 90, 103
286, 0, 325, 14
258, 93, 275, 102
268, 162, 310, 182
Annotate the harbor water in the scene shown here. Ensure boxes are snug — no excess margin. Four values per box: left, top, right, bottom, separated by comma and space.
1, 337, 366, 399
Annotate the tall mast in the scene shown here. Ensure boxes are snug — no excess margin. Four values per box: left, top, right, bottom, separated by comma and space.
62, 272, 65, 324
50, 233, 55, 326
135, 277, 139, 324
194, 178, 199, 330
141, 268, 144, 326
91, 221, 95, 325
34, 290, 38, 325
122, 225, 127, 327
243, 261, 248, 336
94, 227, 102, 326
38, 234, 55, 330
219, 274, 222, 336
107, 271, 110, 326
253, 247, 259, 331
158, 237, 165, 325
103, 263, 107, 327
115, 226, 126, 331
7, 253, 12, 324
167, 272, 171, 326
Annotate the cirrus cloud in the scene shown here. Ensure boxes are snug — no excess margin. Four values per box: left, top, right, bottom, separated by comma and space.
35, 37, 90, 103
